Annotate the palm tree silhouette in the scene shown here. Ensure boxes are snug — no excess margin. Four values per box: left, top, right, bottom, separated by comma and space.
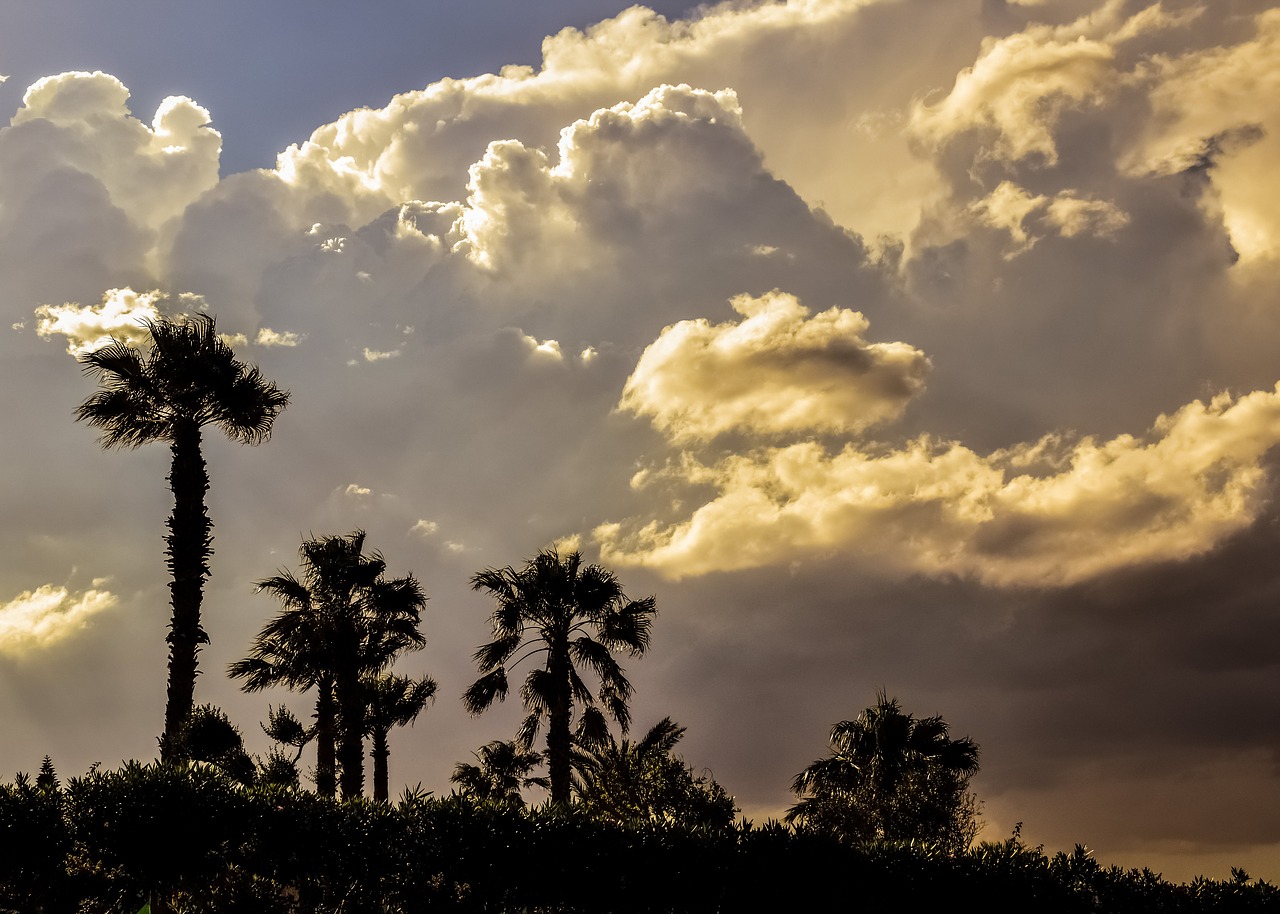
230, 531, 426, 799
787, 690, 980, 851
575, 717, 735, 827
76, 314, 289, 760
464, 548, 656, 806
364, 673, 437, 802
450, 740, 548, 807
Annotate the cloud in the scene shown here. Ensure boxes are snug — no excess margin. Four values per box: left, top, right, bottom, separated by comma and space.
0, 584, 116, 654
410, 519, 439, 537
1122, 9, 1280, 263
9, 71, 220, 232
909, 2, 1196, 166
599, 385, 1280, 586
33, 287, 164, 354
255, 327, 302, 347
969, 181, 1128, 256
618, 290, 929, 441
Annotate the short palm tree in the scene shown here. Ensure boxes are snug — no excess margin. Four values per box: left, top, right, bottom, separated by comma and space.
76, 314, 289, 760
229, 531, 427, 799
787, 691, 981, 851
450, 740, 548, 808
464, 548, 656, 806
575, 717, 736, 828
364, 673, 437, 802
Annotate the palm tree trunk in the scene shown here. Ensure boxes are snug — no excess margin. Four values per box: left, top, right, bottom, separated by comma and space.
371, 725, 390, 802
337, 668, 365, 800
160, 419, 211, 762
547, 643, 572, 807
315, 678, 337, 799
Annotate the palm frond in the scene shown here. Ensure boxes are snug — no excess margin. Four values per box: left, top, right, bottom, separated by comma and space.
462, 667, 509, 715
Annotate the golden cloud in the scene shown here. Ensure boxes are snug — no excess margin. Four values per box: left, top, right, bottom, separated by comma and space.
618, 290, 929, 441
598, 385, 1280, 586
1123, 9, 1280, 263
0, 584, 116, 655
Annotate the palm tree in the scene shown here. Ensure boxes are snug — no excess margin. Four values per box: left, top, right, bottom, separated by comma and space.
229, 531, 426, 799
76, 314, 289, 761
364, 673, 437, 802
787, 691, 981, 852
450, 740, 548, 808
575, 717, 736, 828
464, 548, 656, 806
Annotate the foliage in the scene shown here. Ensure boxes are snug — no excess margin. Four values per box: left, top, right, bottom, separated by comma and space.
1, 763, 1276, 913
788, 690, 981, 853
75, 313, 289, 759
171, 704, 257, 786
575, 717, 737, 829
465, 548, 656, 806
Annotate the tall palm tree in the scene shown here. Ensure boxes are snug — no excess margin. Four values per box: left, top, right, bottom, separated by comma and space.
464, 548, 656, 807
364, 673, 437, 802
76, 314, 289, 761
450, 740, 548, 808
787, 691, 981, 852
229, 531, 427, 799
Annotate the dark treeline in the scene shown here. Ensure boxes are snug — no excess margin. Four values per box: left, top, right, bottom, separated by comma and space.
1, 761, 1277, 914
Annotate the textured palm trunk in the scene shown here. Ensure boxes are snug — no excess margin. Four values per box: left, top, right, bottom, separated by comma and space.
160, 419, 211, 762
547, 640, 572, 807
371, 725, 390, 802
337, 667, 365, 800
315, 678, 337, 798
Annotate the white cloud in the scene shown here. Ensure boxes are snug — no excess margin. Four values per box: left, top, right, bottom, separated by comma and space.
619, 290, 929, 441
411, 519, 439, 537
34, 287, 164, 354
362, 347, 402, 362
256, 327, 302, 347
0, 584, 116, 654
343, 484, 372, 498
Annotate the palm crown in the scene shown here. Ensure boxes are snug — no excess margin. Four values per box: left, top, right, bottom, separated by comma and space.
788, 691, 980, 851
464, 548, 655, 806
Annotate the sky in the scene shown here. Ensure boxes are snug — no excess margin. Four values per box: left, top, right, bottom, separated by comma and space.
0, 0, 1278, 884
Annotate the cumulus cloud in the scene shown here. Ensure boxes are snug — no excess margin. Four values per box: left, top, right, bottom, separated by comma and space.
599, 385, 1280, 586
0, 584, 116, 654
618, 290, 929, 441
9, 71, 220, 232
909, 2, 1196, 165
33, 287, 164, 354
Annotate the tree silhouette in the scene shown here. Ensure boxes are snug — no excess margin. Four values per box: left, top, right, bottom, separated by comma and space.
575, 717, 736, 828
76, 314, 289, 760
364, 673, 437, 802
229, 531, 426, 799
787, 691, 981, 852
450, 740, 548, 808
464, 548, 655, 806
